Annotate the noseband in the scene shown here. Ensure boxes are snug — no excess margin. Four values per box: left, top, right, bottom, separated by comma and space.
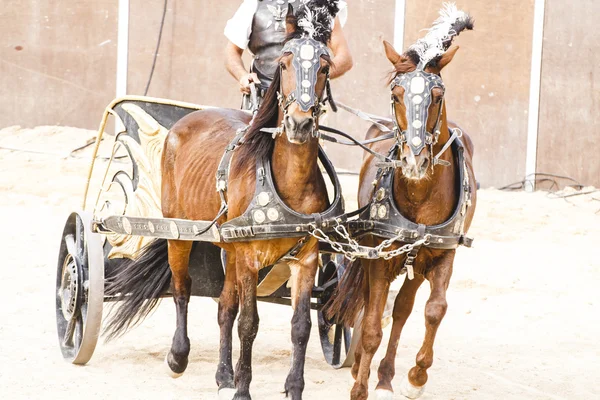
390, 64, 445, 156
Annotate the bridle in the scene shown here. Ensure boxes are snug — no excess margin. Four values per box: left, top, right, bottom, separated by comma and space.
274, 36, 334, 138
390, 63, 446, 162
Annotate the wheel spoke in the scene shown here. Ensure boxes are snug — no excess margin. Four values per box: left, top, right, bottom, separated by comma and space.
64, 234, 77, 259
75, 216, 85, 260
343, 327, 352, 354
74, 312, 84, 351
332, 324, 343, 365
62, 313, 77, 347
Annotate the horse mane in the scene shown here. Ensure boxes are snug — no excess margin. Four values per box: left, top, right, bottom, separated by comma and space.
386, 56, 418, 85
232, 68, 282, 175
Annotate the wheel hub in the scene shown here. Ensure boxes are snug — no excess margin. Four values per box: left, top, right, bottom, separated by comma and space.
60, 255, 80, 320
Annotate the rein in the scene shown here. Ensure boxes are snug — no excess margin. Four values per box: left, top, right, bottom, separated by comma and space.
318, 126, 394, 162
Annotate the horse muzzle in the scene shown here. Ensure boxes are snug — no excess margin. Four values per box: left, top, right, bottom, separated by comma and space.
284, 115, 315, 144
400, 150, 430, 180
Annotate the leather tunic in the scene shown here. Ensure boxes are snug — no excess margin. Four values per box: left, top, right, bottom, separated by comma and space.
248, 0, 299, 90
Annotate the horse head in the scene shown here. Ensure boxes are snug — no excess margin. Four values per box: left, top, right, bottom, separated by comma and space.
384, 4, 473, 180
276, 0, 338, 144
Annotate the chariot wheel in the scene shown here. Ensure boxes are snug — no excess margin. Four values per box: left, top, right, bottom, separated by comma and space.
55, 211, 104, 364
317, 254, 362, 369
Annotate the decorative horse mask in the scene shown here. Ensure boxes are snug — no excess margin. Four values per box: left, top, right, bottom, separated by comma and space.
279, 36, 333, 114
391, 64, 445, 156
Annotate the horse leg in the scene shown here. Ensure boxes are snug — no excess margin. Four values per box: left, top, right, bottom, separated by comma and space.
351, 260, 391, 400
351, 258, 374, 381
351, 338, 364, 381
374, 275, 425, 399
216, 249, 239, 398
164, 240, 193, 377
284, 244, 319, 399
401, 252, 455, 399
232, 251, 259, 400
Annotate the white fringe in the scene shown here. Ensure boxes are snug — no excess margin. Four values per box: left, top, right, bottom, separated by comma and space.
409, 2, 469, 66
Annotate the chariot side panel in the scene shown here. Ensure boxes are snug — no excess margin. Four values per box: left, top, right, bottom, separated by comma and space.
94, 97, 224, 297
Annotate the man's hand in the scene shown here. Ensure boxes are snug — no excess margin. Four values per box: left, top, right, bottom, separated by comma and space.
239, 73, 261, 94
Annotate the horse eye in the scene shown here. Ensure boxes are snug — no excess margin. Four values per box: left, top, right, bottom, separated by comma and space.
322, 66, 330, 75
279, 62, 286, 71
392, 95, 400, 102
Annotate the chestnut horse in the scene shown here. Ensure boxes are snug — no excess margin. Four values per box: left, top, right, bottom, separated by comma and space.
325, 9, 476, 400
103, 3, 340, 399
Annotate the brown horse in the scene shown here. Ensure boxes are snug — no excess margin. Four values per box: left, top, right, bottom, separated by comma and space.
103, 3, 341, 400
325, 9, 476, 400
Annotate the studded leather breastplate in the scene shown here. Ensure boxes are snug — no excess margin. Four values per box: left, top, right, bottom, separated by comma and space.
248, 0, 299, 89
220, 146, 345, 242
349, 139, 473, 249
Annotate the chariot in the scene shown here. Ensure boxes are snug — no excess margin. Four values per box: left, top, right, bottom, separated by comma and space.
55, 96, 360, 368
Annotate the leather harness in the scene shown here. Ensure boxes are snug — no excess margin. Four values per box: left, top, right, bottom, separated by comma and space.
209, 38, 473, 265
219, 143, 345, 243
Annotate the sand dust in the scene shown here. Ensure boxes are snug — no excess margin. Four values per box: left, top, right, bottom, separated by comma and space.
0, 126, 598, 399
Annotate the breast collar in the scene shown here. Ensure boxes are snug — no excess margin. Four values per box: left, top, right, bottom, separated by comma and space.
350, 137, 473, 249
216, 130, 345, 242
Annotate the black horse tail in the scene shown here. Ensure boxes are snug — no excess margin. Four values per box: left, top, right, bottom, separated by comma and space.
322, 258, 365, 327
103, 239, 171, 340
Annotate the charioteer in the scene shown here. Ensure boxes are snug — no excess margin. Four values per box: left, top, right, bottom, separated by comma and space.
224, 0, 353, 110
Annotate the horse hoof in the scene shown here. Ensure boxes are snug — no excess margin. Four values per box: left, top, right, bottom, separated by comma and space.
399, 376, 425, 399
164, 352, 185, 378
217, 388, 237, 400
375, 389, 394, 400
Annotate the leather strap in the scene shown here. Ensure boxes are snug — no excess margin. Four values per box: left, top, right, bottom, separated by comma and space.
433, 127, 462, 167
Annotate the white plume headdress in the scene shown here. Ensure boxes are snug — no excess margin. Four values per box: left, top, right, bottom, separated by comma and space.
408, 2, 474, 68
295, 0, 339, 43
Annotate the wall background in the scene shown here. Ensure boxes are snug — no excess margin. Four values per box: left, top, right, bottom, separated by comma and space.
2, 0, 597, 188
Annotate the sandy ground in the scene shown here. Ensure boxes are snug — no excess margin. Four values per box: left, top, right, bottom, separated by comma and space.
1, 125, 599, 400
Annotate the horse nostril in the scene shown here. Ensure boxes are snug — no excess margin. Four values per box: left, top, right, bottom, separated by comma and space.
284, 115, 295, 129
416, 158, 430, 174
298, 117, 314, 133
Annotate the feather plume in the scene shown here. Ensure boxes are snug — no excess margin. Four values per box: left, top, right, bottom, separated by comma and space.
408, 2, 474, 67
294, 0, 340, 43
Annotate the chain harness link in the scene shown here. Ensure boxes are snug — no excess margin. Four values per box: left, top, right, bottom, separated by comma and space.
309, 222, 362, 261
375, 233, 430, 260
308, 220, 429, 267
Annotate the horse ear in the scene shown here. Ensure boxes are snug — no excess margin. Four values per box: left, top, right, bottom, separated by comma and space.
438, 45, 460, 70
286, 4, 296, 35
383, 40, 407, 68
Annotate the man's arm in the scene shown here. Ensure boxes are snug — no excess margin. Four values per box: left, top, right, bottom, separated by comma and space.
328, 17, 353, 79
224, 41, 261, 94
